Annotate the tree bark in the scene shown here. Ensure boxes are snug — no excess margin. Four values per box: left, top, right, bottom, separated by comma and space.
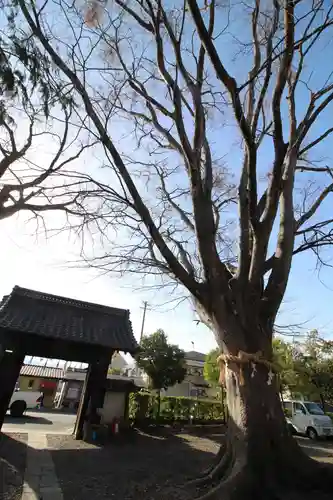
190, 327, 333, 500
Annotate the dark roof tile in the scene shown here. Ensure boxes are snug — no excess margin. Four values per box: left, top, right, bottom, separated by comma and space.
0, 286, 138, 352
20, 364, 63, 379
185, 350, 206, 362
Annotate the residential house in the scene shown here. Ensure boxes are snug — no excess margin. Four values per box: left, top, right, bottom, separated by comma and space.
161, 350, 218, 400
55, 359, 147, 410
18, 365, 63, 408
109, 352, 128, 374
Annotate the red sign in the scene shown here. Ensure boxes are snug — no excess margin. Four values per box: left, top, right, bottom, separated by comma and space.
39, 380, 57, 390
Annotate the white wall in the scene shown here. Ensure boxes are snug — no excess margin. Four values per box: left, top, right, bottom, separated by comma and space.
110, 353, 128, 372
162, 382, 191, 398
100, 392, 126, 424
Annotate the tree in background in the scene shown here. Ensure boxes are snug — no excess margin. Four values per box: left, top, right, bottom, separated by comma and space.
13, 0, 333, 495
272, 338, 298, 398
136, 330, 186, 417
204, 348, 226, 420
273, 332, 333, 409
293, 331, 333, 410
204, 348, 220, 387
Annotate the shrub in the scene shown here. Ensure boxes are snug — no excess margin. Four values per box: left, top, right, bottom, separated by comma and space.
129, 392, 225, 423
325, 412, 333, 421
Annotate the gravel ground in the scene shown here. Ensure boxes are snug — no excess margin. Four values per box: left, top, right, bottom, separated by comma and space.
47, 430, 333, 500
47, 429, 221, 500
0, 433, 27, 500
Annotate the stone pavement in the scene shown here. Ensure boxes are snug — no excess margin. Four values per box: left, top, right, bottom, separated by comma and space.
21, 433, 63, 500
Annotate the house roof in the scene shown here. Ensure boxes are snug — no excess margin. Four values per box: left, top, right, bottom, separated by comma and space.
20, 364, 63, 379
0, 286, 138, 353
185, 351, 206, 362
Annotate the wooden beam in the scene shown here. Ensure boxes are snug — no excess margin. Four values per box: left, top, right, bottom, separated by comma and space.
73, 363, 93, 440
89, 356, 110, 416
1, 330, 113, 363
73, 355, 111, 440
0, 350, 25, 431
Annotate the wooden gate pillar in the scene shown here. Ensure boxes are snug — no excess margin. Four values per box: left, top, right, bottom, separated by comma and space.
89, 356, 110, 416
73, 354, 111, 440
0, 350, 25, 431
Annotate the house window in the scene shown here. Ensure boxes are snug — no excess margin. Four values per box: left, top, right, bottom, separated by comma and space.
187, 367, 203, 377
28, 379, 34, 389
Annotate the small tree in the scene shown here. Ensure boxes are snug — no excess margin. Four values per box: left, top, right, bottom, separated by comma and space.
293, 331, 333, 410
273, 333, 333, 408
204, 348, 226, 420
136, 329, 186, 417
204, 348, 220, 387
272, 338, 298, 398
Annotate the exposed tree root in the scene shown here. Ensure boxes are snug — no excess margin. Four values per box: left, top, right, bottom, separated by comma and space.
187, 441, 232, 488
200, 441, 226, 477
194, 457, 249, 500
182, 369, 333, 500
185, 439, 333, 500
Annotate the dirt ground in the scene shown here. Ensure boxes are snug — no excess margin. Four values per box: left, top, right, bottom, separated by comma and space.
1, 428, 333, 500
0, 433, 27, 500
47, 428, 221, 500
46, 429, 333, 500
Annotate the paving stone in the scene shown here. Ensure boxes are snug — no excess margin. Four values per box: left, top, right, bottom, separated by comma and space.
21, 433, 63, 500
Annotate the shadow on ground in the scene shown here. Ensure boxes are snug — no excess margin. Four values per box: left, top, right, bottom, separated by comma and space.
46, 432, 333, 499
1, 429, 219, 500
2, 429, 333, 500
46, 429, 220, 500
0, 433, 27, 500
297, 438, 333, 462
4, 414, 53, 426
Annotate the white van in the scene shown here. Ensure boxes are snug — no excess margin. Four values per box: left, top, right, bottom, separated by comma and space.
9, 389, 42, 417
283, 400, 333, 439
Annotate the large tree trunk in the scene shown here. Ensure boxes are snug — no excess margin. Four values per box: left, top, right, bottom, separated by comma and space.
189, 325, 333, 500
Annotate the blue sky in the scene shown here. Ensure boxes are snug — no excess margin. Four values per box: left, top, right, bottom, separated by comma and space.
1, 205, 333, 365
0, 212, 215, 358
1, 1, 333, 367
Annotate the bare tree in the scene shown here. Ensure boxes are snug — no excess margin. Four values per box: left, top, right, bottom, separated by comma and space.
0, 101, 97, 225
12, 0, 333, 497
0, 21, 96, 228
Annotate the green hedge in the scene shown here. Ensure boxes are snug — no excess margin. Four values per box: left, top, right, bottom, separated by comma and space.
326, 412, 333, 421
129, 392, 226, 423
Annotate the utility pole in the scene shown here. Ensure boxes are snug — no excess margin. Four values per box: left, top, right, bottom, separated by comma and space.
139, 301, 148, 343
134, 301, 148, 381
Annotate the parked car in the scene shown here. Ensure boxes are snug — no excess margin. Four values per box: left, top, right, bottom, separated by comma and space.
8, 388, 42, 417
283, 399, 333, 440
